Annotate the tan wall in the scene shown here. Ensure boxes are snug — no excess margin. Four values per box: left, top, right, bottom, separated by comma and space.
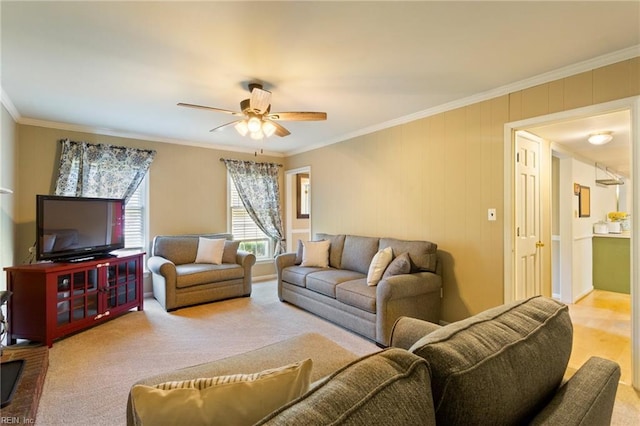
14, 125, 281, 280
285, 57, 640, 323
1, 106, 18, 290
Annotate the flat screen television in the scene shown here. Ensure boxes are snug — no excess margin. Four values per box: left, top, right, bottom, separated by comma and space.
36, 195, 125, 262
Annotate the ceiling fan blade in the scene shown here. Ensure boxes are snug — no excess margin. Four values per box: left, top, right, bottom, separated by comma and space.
178, 102, 242, 116
268, 120, 291, 137
249, 88, 272, 114
210, 120, 242, 132
268, 111, 327, 121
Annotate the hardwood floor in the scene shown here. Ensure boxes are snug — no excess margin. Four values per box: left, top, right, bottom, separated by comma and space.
567, 290, 632, 384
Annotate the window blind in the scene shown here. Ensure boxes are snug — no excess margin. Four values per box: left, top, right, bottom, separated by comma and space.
124, 183, 144, 249
230, 184, 269, 242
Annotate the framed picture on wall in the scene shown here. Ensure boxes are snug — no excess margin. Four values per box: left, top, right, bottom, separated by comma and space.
579, 185, 590, 217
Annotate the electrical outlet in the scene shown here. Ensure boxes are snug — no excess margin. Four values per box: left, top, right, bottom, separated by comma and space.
488, 208, 497, 221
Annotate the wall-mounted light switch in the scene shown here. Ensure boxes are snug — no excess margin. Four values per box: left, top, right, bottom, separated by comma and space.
488, 208, 497, 221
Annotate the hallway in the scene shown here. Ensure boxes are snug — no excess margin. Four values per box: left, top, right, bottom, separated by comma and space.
568, 289, 632, 384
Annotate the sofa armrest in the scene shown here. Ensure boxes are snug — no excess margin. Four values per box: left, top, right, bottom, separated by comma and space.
147, 256, 176, 278
530, 357, 620, 426
375, 272, 442, 346
275, 253, 296, 272
275, 253, 297, 300
236, 250, 257, 268
236, 250, 256, 296
377, 272, 440, 300
390, 316, 442, 350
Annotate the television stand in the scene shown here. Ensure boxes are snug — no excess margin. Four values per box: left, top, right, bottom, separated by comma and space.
66, 253, 118, 263
5, 252, 144, 347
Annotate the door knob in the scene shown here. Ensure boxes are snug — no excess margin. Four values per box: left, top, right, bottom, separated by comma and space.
536, 241, 545, 248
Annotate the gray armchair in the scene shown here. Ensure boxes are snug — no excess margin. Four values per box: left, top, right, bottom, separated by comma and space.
148, 233, 255, 311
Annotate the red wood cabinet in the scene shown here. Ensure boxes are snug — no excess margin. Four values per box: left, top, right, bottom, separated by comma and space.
5, 252, 144, 347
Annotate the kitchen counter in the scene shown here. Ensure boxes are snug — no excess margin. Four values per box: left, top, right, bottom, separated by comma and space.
593, 232, 631, 239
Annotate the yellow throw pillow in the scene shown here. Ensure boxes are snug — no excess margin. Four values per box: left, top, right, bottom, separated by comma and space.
131, 359, 312, 426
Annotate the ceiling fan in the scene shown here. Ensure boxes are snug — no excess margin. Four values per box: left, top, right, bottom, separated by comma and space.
178, 83, 327, 140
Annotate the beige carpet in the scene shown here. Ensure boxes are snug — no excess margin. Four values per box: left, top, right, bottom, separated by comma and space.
35, 280, 639, 425
35, 280, 378, 425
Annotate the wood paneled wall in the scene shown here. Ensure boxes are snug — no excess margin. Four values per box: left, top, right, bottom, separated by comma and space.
285, 57, 640, 322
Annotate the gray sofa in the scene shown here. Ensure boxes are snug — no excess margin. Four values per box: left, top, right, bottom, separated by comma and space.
148, 233, 256, 311
276, 233, 442, 345
127, 296, 620, 425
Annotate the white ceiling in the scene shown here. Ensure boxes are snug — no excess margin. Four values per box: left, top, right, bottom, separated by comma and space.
2, 1, 639, 157
528, 110, 632, 178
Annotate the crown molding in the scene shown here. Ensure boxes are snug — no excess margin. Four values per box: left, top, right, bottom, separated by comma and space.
16, 116, 285, 158
286, 45, 640, 156
1, 88, 21, 121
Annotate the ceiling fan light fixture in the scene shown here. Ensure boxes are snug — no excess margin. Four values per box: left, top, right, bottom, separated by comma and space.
247, 116, 262, 133
262, 120, 277, 138
234, 120, 249, 136
588, 132, 613, 145
250, 129, 264, 140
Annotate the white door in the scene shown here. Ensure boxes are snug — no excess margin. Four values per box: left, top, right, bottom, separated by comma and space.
515, 131, 543, 299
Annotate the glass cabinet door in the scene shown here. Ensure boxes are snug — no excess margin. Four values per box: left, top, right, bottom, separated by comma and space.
106, 258, 139, 309
56, 268, 99, 326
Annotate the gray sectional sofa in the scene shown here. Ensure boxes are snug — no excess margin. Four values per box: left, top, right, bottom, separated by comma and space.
275, 233, 442, 345
148, 233, 256, 311
127, 296, 621, 425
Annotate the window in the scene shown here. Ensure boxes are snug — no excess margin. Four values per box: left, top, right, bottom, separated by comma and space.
124, 177, 147, 250
229, 177, 272, 260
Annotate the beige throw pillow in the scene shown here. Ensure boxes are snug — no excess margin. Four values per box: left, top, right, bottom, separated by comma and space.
301, 240, 330, 268
195, 237, 226, 264
367, 246, 393, 286
131, 359, 313, 426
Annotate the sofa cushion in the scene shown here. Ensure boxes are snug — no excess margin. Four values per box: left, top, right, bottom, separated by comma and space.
315, 233, 346, 268
301, 240, 331, 268
282, 266, 326, 288
409, 296, 572, 425
340, 235, 380, 275
282, 266, 325, 287
306, 270, 366, 298
153, 234, 232, 266
294, 239, 304, 265
383, 252, 411, 278
379, 238, 438, 273
131, 359, 312, 426
336, 279, 377, 313
175, 264, 245, 289
257, 348, 436, 425
222, 240, 241, 264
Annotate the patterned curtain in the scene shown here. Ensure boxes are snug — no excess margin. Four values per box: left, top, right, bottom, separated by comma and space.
54, 139, 156, 202
223, 159, 286, 256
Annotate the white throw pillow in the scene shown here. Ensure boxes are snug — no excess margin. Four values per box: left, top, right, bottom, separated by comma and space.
195, 237, 226, 264
131, 359, 313, 426
301, 240, 331, 268
367, 246, 393, 286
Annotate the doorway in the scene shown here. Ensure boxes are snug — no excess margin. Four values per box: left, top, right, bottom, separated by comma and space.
284, 166, 311, 252
504, 96, 639, 389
